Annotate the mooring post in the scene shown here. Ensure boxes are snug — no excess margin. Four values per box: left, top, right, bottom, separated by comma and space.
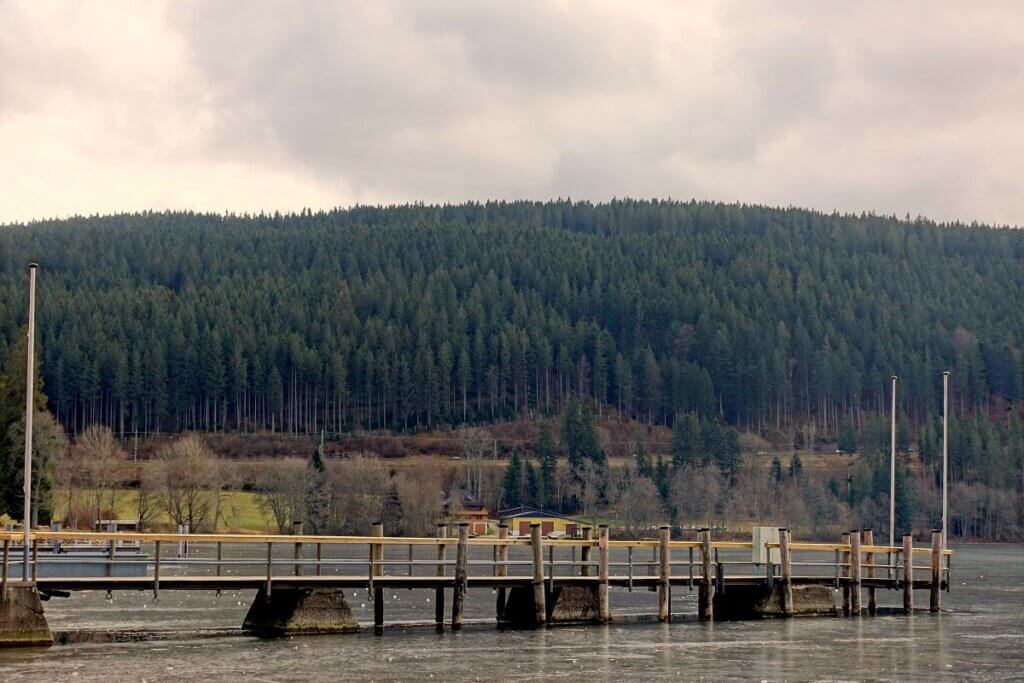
451, 523, 469, 630
265, 541, 273, 602
107, 523, 115, 578
372, 521, 384, 635
930, 529, 941, 613
435, 523, 448, 632
153, 540, 161, 602
658, 525, 671, 622
293, 521, 303, 577
580, 526, 592, 577
841, 532, 851, 615
850, 529, 862, 616
2, 538, 9, 602
531, 523, 547, 626
598, 525, 610, 623
699, 528, 713, 621
863, 529, 876, 615
902, 533, 914, 613
779, 528, 793, 617
496, 524, 508, 622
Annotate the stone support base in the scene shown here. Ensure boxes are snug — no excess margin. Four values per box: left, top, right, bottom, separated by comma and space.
500, 585, 601, 628
0, 586, 53, 648
714, 584, 837, 620
243, 587, 360, 636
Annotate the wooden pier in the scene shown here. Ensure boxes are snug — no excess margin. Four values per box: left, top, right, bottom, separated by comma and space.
0, 525, 952, 646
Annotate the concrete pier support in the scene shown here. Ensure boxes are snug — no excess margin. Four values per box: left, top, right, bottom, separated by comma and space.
0, 586, 53, 647
500, 584, 601, 628
713, 584, 837, 620
243, 587, 360, 636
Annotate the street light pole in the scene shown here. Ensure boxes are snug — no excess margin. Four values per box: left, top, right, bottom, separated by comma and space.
942, 370, 950, 549
889, 375, 897, 550
22, 263, 37, 581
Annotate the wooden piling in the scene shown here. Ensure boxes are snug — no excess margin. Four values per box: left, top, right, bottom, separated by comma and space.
265, 541, 273, 601
293, 521, 303, 577
2, 539, 9, 601
107, 533, 115, 578
779, 528, 793, 617
580, 526, 592, 577
451, 523, 469, 630
495, 524, 508, 622
839, 532, 851, 614
930, 529, 941, 613
435, 523, 448, 632
863, 529, 876, 615
658, 525, 671, 622
153, 540, 160, 601
372, 521, 384, 635
902, 533, 913, 613
315, 543, 323, 577
849, 530, 862, 616
699, 528, 713, 621
531, 523, 546, 626
216, 541, 223, 578
598, 525, 610, 623
408, 544, 415, 578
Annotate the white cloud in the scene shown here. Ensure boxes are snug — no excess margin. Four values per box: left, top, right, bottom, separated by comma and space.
1, 1, 1022, 225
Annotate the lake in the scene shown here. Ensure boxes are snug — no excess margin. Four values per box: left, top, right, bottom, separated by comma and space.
0, 544, 1021, 681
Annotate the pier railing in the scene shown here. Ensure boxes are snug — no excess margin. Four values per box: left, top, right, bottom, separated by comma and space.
0, 525, 951, 630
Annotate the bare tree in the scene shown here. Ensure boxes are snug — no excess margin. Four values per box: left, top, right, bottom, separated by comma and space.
612, 475, 664, 537
394, 463, 444, 536
456, 427, 492, 498
255, 459, 308, 533
330, 457, 390, 533
669, 464, 723, 527
76, 425, 127, 527
146, 434, 221, 531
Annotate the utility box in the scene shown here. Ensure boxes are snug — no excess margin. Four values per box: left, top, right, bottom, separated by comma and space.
752, 527, 781, 565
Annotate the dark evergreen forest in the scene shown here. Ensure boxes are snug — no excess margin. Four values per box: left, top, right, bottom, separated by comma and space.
1, 199, 1021, 459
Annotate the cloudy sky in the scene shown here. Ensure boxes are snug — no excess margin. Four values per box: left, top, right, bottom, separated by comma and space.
1, 1, 1022, 225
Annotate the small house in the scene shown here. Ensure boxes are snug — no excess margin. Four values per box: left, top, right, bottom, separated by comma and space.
497, 506, 587, 538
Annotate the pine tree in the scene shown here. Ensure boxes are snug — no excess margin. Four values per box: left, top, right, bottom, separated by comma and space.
503, 451, 523, 508
535, 423, 557, 509
838, 418, 857, 453
304, 435, 331, 534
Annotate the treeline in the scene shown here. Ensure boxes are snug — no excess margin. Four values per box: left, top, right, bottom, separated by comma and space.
1, 200, 1024, 441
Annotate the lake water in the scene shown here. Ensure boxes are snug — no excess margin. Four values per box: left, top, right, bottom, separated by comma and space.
1, 544, 1021, 681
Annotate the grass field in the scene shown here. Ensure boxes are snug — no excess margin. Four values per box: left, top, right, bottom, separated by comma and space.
50, 489, 274, 533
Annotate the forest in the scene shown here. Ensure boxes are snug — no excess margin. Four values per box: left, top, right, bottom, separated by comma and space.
0, 200, 1022, 539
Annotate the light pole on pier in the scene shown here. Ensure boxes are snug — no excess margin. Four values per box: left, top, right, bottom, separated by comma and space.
942, 370, 950, 549
23, 263, 37, 582
889, 375, 896, 550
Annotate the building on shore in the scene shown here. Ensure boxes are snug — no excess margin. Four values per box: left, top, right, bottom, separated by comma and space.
497, 506, 587, 538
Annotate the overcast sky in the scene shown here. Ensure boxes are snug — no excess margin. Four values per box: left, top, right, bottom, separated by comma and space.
2, 1, 1022, 226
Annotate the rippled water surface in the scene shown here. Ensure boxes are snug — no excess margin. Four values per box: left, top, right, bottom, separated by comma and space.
1, 544, 1021, 681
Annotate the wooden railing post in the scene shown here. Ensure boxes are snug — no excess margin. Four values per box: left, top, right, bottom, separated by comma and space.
372, 522, 385, 635
452, 523, 469, 630
293, 521, 303, 577
315, 543, 323, 577
779, 528, 793, 617
2, 538, 9, 602
408, 543, 415, 578
153, 540, 161, 602
107, 522, 115, 578
495, 524, 508, 622
531, 523, 547, 625
850, 529, 862, 616
902, 533, 914, 613
863, 529, 876, 615
32, 538, 39, 582
930, 529, 942, 613
658, 525, 671, 622
216, 541, 223, 578
840, 531, 851, 615
580, 526, 592, 577
435, 523, 448, 632
598, 525, 610, 623
699, 528, 713, 621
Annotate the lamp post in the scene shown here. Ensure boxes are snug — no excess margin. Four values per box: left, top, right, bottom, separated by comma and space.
23, 263, 37, 581
889, 375, 896, 550
942, 370, 950, 549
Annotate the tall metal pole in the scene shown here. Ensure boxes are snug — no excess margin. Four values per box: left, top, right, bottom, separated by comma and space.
942, 370, 950, 549
889, 375, 896, 550
22, 263, 37, 582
